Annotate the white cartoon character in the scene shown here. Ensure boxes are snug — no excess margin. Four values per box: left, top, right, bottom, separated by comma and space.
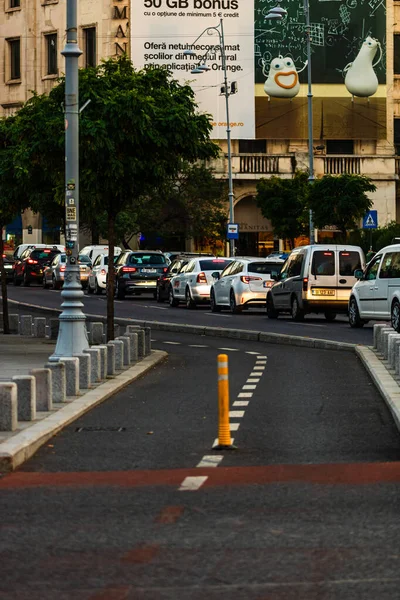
262, 55, 307, 99
343, 36, 382, 98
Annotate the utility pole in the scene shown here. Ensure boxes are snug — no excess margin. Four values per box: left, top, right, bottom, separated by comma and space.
304, 0, 315, 245
50, 0, 88, 359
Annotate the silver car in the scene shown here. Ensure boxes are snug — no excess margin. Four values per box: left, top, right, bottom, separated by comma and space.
43, 253, 92, 290
169, 257, 232, 308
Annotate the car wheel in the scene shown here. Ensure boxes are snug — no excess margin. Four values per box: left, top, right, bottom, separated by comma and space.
348, 297, 365, 328
324, 311, 337, 322
291, 296, 304, 321
42, 276, 50, 289
210, 288, 221, 313
229, 290, 241, 314
391, 299, 400, 333
185, 287, 196, 309
94, 278, 102, 295
266, 293, 279, 319
169, 287, 179, 307
23, 272, 30, 287
87, 280, 94, 294
13, 273, 21, 287
156, 285, 164, 303
116, 280, 125, 300
52, 276, 60, 291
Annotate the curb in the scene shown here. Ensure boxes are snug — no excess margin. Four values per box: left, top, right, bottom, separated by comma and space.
0, 350, 167, 472
2, 298, 356, 353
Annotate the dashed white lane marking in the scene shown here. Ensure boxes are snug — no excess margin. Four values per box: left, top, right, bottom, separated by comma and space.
179, 476, 208, 491
229, 410, 245, 418
256, 361, 267, 365
246, 351, 259, 355
253, 366, 265, 370
206, 313, 232, 318
234, 401, 249, 407
249, 372, 261, 378
218, 347, 240, 352
243, 384, 257, 390
163, 341, 181, 345
238, 392, 253, 398
197, 455, 223, 468
247, 378, 260, 383
230, 423, 240, 431
151, 306, 169, 310
257, 355, 267, 359
189, 344, 209, 348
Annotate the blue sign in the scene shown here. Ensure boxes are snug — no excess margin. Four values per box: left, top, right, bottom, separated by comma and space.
363, 210, 378, 229
227, 223, 239, 240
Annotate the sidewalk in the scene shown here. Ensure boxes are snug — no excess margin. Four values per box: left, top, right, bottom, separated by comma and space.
0, 335, 56, 381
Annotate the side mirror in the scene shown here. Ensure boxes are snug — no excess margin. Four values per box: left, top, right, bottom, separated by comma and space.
212, 271, 220, 280
354, 269, 364, 280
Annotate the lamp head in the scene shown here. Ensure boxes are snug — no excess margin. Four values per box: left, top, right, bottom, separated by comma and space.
191, 68, 204, 74
265, 5, 287, 19
183, 49, 196, 56
197, 64, 211, 72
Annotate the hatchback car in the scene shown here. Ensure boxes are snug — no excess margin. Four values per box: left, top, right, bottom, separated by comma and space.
42, 253, 92, 289
13, 247, 62, 286
87, 253, 114, 295
169, 257, 232, 308
114, 251, 169, 299
156, 256, 190, 303
210, 257, 285, 313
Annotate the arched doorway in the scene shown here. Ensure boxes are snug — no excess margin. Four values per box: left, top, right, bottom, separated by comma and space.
234, 196, 278, 257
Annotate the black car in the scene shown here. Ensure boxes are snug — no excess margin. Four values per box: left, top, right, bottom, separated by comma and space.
114, 251, 169, 299
1, 253, 14, 283
13, 247, 62, 286
156, 256, 190, 303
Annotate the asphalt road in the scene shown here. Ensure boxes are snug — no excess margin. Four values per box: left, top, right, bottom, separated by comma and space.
3, 285, 379, 345
2, 334, 400, 599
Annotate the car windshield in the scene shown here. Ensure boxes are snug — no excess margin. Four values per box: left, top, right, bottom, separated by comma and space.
199, 259, 231, 271
248, 262, 283, 275
128, 253, 167, 265
30, 249, 60, 261
78, 255, 91, 264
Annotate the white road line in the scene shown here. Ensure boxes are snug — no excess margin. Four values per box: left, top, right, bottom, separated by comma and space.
196, 455, 223, 468
229, 410, 245, 418
189, 344, 209, 348
218, 348, 240, 352
230, 423, 240, 431
151, 306, 168, 310
253, 366, 265, 370
213, 437, 234, 448
256, 361, 267, 365
179, 476, 208, 491
246, 351, 259, 355
249, 374, 261, 379
163, 341, 181, 345
206, 313, 232, 318
233, 400, 249, 406
289, 322, 324, 328
257, 356, 267, 359
238, 392, 253, 398
243, 384, 257, 390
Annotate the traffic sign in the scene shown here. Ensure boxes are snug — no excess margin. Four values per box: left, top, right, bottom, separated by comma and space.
227, 223, 239, 240
363, 210, 378, 229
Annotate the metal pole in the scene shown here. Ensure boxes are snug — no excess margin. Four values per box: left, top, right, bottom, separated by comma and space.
304, 0, 315, 245
220, 19, 235, 257
50, 0, 88, 359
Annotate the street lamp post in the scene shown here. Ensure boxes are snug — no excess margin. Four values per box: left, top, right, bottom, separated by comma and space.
50, 0, 88, 360
304, 0, 315, 244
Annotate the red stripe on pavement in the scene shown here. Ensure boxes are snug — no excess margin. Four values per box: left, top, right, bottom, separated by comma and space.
2, 462, 400, 489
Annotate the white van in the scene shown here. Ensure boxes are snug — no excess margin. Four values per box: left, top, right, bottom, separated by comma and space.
267, 244, 366, 321
79, 245, 122, 264
13, 243, 65, 260
349, 243, 400, 331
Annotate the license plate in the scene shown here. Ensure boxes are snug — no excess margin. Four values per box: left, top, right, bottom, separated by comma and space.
141, 268, 156, 273
311, 289, 335, 296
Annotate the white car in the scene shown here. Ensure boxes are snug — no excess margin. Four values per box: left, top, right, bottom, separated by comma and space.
210, 257, 285, 313
87, 253, 110, 295
169, 257, 232, 308
80, 245, 122, 264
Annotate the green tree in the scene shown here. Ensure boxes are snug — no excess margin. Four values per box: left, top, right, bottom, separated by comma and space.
308, 174, 376, 240
10, 57, 219, 339
255, 171, 309, 248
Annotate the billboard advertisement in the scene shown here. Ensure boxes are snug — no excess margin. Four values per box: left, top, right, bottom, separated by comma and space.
131, 0, 255, 139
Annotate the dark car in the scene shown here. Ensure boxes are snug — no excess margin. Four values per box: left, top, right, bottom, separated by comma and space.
156, 256, 190, 303
2, 253, 15, 283
114, 251, 169, 300
13, 247, 62, 286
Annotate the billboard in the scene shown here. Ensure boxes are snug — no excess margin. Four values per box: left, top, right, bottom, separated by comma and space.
131, 0, 256, 139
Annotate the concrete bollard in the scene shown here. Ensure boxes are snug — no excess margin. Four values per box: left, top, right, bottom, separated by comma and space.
12, 376, 36, 421
382, 329, 393, 360
91, 323, 104, 346
75, 354, 91, 390
92, 345, 108, 380
0, 383, 18, 431
124, 332, 138, 364
376, 326, 392, 355
116, 336, 131, 367
373, 324, 390, 349
126, 326, 145, 359
30, 368, 52, 412
58, 357, 80, 397
33, 317, 46, 338
107, 343, 116, 376
388, 333, 400, 369
44, 362, 66, 404
9, 314, 19, 334
20, 315, 33, 337
49, 318, 60, 340
109, 340, 124, 371
84, 348, 101, 383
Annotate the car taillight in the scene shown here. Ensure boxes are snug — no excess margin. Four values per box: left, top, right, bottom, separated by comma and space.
27, 259, 38, 264
60, 266, 66, 272
303, 277, 308, 292
100, 269, 107, 275
196, 272, 207, 284
163, 267, 168, 273
264, 280, 273, 288
122, 266, 137, 273
240, 276, 262, 284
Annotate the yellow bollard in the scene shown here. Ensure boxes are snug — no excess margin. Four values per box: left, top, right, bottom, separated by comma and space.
213, 354, 236, 451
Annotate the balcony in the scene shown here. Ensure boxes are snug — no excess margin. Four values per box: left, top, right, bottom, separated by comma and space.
324, 156, 361, 175
239, 155, 279, 174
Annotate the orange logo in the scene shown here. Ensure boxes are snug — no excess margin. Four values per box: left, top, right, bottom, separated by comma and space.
274, 71, 298, 90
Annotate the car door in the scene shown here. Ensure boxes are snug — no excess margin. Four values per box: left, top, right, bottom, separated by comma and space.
219, 261, 241, 304
355, 254, 382, 317
173, 261, 193, 299
271, 254, 297, 309
213, 261, 236, 305
48, 255, 59, 282
90, 255, 102, 287
373, 251, 400, 318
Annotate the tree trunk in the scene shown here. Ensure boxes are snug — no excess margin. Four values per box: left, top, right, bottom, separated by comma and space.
106, 213, 115, 341
91, 221, 100, 245
0, 233, 10, 335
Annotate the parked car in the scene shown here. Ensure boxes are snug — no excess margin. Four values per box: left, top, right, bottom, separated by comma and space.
13, 247, 62, 286
210, 257, 285, 313
349, 243, 400, 331
164, 251, 215, 263
13, 243, 64, 261
155, 256, 191, 303
80, 245, 122, 265
42, 253, 92, 290
169, 257, 232, 308
267, 244, 365, 321
114, 251, 169, 299
87, 253, 118, 295
1, 253, 14, 283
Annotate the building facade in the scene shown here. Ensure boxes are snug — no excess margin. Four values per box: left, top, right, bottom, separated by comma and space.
0, 0, 398, 255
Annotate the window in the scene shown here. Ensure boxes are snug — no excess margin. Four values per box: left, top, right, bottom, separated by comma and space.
239, 140, 267, 154
365, 255, 382, 280
8, 38, 21, 80
128, 253, 167, 266
199, 259, 231, 271
379, 252, 400, 279
339, 251, 361, 276
287, 254, 304, 277
45, 34, 58, 75
9, 0, 20, 8
311, 251, 335, 276
248, 261, 284, 275
326, 140, 354, 155
395, 35, 400, 75
220, 262, 236, 277
84, 28, 96, 68
395, 120, 400, 155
